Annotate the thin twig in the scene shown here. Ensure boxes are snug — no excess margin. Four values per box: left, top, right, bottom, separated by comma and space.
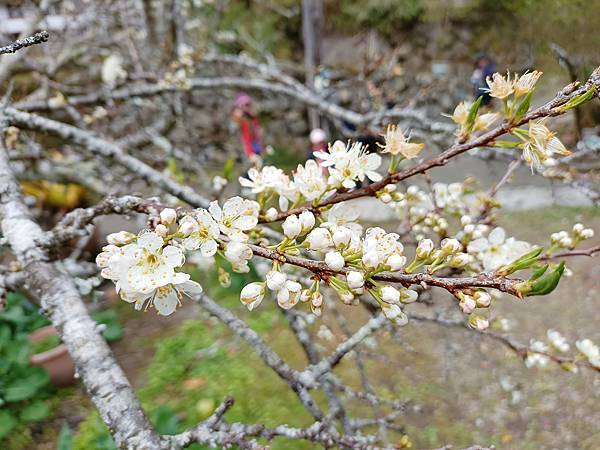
0, 31, 49, 55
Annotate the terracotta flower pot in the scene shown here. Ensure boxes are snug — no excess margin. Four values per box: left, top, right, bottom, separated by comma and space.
28, 326, 76, 387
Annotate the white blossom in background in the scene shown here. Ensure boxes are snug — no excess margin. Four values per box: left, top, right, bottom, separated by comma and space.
576, 339, 600, 368
467, 227, 531, 271
316, 140, 382, 189
546, 329, 570, 353
377, 124, 425, 160
525, 340, 550, 368
101, 53, 127, 87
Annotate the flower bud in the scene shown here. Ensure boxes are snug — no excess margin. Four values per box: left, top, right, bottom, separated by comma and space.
160, 208, 177, 226
572, 223, 584, 234
154, 224, 168, 237
468, 313, 489, 331
559, 236, 573, 248
416, 239, 434, 259
448, 253, 470, 268
218, 267, 231, 288
332, 226, 352, 247
387, 254, 407, 271
311, 292, 323, 308
306, 228, 333, 251
107, 231, 136, 245
581, 228, 594, 239
265, 207, 278, 222
325, 251, 345, 271
339, 291, 355, 305
384, 183, 397, 193
362, 251, 380, 269
299, 210, 315, 232
400, 288, 418, 304
460, 296, 476, 314
277, 280, 302, 310
461, 215, 472, 226
381, 303, 408, 325
379, 193, 392, 204
474, 291, 491, 308
282, 215, 302, 238
381, 286, 400, 304
441, 238, 461, 254
240, 282, 265, 311
346, 271, 364, 289
266, 270, 286, 291
178, 219, 196, 237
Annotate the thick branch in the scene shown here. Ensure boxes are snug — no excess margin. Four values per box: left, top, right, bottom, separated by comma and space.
0, 130, 163, 449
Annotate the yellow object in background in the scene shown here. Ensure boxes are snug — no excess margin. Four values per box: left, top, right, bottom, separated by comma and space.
21, 181, 86, 210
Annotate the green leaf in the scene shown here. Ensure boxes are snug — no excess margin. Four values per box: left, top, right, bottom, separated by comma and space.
497, 246, 544, 276
223, 158, 235, 180
466, 96, 483, 133
57, 423, 73, 450
493, 140, 521, 149
527, 262, 566, 296
20, 400, 50, 422
559, 85, 596, 111
513, 90, 534, 122
2, 368, 49, 402
0, 410, 17, 440
530, 264, 549, 281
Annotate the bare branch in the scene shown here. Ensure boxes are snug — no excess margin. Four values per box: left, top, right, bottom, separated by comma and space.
0, 31, 49, 55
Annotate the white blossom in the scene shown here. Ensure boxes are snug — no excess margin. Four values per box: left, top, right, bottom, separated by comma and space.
179, 210, 220, 256
124, 232, 184, 295
209, 196, 259, 242
467, 227, 531, 271
294, 160, 328, 201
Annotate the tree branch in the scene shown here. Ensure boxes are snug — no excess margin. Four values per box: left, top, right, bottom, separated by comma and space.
0, 31, 49, 55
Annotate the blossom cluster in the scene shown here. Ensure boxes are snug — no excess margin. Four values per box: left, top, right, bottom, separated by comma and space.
525, 331, 600, 371
97, 197, 259, 315
240, 137, 410, 212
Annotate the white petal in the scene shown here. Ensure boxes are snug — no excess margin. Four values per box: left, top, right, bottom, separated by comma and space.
162, 246, 184, 267
153, 287, 180, 316
180, 280, 203, 296
488, 227, 506, 245
172, 272, 191, 285
200, 239, 218, 257
183, 236, 201, 250
208, 201, 222, 221
138, 232, 163, 252
467, 238, 488, 253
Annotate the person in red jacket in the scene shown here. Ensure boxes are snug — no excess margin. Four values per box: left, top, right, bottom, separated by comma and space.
232, 93, 264, 162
